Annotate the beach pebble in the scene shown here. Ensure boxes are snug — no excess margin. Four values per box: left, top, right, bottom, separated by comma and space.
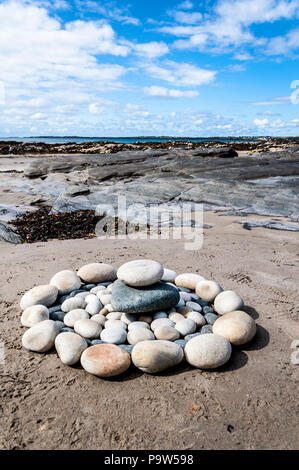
111, 280, 180, 314
119, 344, 134, 355
121, 313, 138, 325
185, 301, 202, 312
104, 319, 127, 330
151, 318, 175, 332
186, 311, 206, 327
162, 268, 178, 283
22, 320, 59, 353
97, 291, 112, 305
55, 321, 65, 332
128, 321, 150, 331
105, 304, 115, 313
90, 286, 107, 294
205, 313, 219, 325
90, 314, 106, 326
81, 344, 131, 377
185, 333, 232, 369
64, 309, 89, 327
168, 312, 185, 324
55, 332, 87, 365
50, 270, 81, 295
91, 339, 105, 345
132, 340, 184, 374
117, 259, 164, 287
175, 318, 196, 336
200, 325, 213, 334
213, 310, 256, 345
138, 314, 153, 323
195, 280, 223, 303
203, 306, 214, 314
154, 325, 180, 341
175, 273, 205, 290
74, 319, 102, 339
127, 326, 155, 345
50, 311, 65, 322
21, 305, 49, 327
174, 339, 187, 349
49, 305, 63, 313
61, 296, 86, 313
175, 299, 185, 309
179, 292, 192, 302
20, 285, 58, 310
106, 311, 122, 320
69, 289, 85, 298
78, 263, 117, 284
61, 327, 74, 333
100, 326, 127, 345
185, 332, 201, 342
85, 295, 102, 315
214, 290, 244, 315
152, 311, 168, 320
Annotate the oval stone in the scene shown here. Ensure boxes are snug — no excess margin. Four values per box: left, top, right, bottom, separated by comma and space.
74, 319, 102, 339
81, 344, 131, 377
117, 259, 164, 287
128, 321, 150, 331
104, 319, 127, 330
20, 285, 58, 310
64, 309, 89, 327
186, 311, 206, 327
132, 340, 184, 374
61, 296, 86, 313
175, 273, 205, 290
185, 333, 232, 369
55, 332, 87, 365
168, 312, 185, 324
127, 326, 155, 345
161, 268, 178, 283
22, 319, 59, 353
100, 326, 127, 345
78, 263, 117, 284
185, 301, 202, 312
213, 310, 256, 345
50, 270, 81, 295
214, 290, 244, 315
21, 305, 49, 327
111, 280, 180, 314
154, 325, 180, 341
151, 317, 175, 332
90, 314, 107, 326
175, 318, 197, 336
195, 280, 223, 303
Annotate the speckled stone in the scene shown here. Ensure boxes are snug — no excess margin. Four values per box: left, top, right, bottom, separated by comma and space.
55, 332, 87, 365
81, 344, 131, 377
20, 285, 58, 310
21, 305, 49, 327
117, 259, 164, 287
111, 280, 180, 314
50, 270, 81, 295
78, 263, 117, 284
22, 320, 59, 353
132, 340, 184, 374
185, 333, 232, 369
212, 310, 256, 345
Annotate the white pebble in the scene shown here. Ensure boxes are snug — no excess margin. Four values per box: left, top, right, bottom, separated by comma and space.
175, 318, 196, 336
21, 305, 49, 328
64, 309, 89, 327
74, 319, 102, 339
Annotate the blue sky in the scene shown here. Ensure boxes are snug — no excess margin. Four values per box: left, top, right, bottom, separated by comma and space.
0, 0, 298, 137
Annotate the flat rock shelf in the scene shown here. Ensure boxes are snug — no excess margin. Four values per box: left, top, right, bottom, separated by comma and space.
20, 259, 257, 377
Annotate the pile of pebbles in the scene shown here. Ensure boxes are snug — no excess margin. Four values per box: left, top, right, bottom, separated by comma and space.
20, 259, 257, 377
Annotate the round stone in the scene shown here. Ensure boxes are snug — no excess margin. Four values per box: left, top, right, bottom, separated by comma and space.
81, 344, 131, 377
203, 306, 214, 314
185, 333, 232, 369
161, 268, 178, 283
201, 325, 213, 334
205, 313, 219, 325
175, 273, 205, 290
179, 292, 192, 302
185, 301, 202, 312
213, 310, 256, 345
186, 311, 206, 327
21, 305, 49, 327
61, 297, 86, 313
97, 291, 112, 305
128, 321, 150, 331
154, 325, 180, 341
151, 318, 175, 332
20, 285, 58, 310
100, 326, 127, 345
78, 263, 117, 284
50, 270, 81, 295
195, 280, 223, 303
132, 340, 184, 374
55, 332, 87, 365
104, 319, 127, 330
111, 280, 180, 314
90, 314, 106, 326
175, 318, 196, 336
22, 320, 59, 353
175, 299, 185, 309
117, 259, 164, 287
64, 309, 89, 328
127, 326, 155, 345
90, 286, 107, 294
74, 319, 102, 339
174, 339, 187, 349
168, 312, 185, 324
50, 311, 65, 322
55, 320, 65, 332
214, 290, 244, 315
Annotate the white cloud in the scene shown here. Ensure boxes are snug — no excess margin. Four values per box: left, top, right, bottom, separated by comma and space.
144, 86, 199, 98
172, 11, 203, 24
75, 1, 141, 26
252, 96, 292, 105
143, 61, 217, 87
134, 41, 169, 58
254, 118, 269, 126
178, 1, 193, 9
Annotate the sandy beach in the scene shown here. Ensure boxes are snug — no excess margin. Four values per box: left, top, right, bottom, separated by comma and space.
1, 211, 298, 450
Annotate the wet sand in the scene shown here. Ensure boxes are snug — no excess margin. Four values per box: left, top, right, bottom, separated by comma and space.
0, 212, 298, 450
